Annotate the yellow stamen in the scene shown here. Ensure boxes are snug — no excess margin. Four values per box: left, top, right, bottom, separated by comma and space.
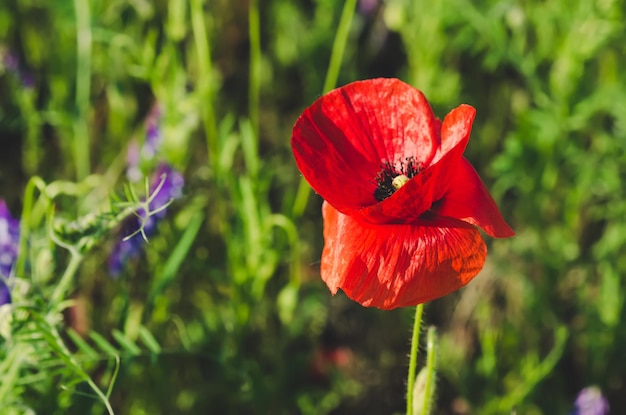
392, 174, 410, 190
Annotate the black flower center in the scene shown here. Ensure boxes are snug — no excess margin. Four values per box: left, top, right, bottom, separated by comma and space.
374, 157, 420, 202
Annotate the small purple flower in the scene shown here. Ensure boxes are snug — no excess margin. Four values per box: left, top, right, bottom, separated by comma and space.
4, 53, 19, 71
108, 164, 184, 276
0, 200, 20, 305
126, 104, 162, 182
3, 51, 34, 88
110, 103, 183, 276
126, 140, 143, 183
0, 283, 10, 306
141, 104, 162, 161
148, 164, 184, 217
573, 386, 610, 415
358, 0, 380, 16
107, 222, 145, 277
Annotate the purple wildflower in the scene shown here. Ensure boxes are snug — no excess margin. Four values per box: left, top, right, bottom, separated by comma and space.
140, 104, 162, 162
573, 386, 610, 415
3, 51, 34, 88
0, 283, 10, 306
126, 140, 143, 183
110, 103, 183, 276
358, 0, 380, 16
108, 164, 184, 276
126, 104, 162, 182
148, 164, 184, 220
4, 53, 19, 71
0, 200, 20, 305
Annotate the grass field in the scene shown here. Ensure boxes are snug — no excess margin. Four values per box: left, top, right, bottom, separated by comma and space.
0, 0, 624, 414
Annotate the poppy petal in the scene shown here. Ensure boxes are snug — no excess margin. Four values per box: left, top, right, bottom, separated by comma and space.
356, 104, 476, 224
433, 158, 515, 238
291, 78, 440, 215
431, 104, 476, 201
321, 202, 487, 310
432, 104, 476, 166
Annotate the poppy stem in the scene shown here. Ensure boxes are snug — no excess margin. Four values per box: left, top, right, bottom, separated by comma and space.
406, 303, 424, 415
420, 327, 438, 415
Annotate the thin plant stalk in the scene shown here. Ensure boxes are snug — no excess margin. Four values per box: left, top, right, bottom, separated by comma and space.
16, 176, 47, 278
248, 0, 261, 138
48, 238, 83, 307
73, 0, 92, 180
190, 0, 218, 162
406, 303, 424, 415
322, 0, 358, 94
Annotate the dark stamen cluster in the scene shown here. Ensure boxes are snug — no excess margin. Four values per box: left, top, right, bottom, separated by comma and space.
374, 157, 420, 202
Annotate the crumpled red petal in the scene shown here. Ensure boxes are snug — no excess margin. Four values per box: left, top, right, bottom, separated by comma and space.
432, 158, 515, 238
431, 104, 476, 201
291, 78, 440, 217
321, 202, 487, 310
356, 104, 477, 224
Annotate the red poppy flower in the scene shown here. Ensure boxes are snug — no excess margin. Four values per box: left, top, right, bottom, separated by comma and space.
291, 78, 514, 310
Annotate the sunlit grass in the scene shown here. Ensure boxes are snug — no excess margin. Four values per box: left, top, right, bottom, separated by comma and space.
0, 0, 624, 413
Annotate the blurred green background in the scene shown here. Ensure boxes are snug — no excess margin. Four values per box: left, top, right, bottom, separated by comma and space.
0, 0, 625, 414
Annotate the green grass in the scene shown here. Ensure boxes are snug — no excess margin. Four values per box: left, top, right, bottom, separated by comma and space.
0, 0, 625, 413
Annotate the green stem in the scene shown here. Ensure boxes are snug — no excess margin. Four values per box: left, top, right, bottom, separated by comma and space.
248, 0, 261, 138
42, 316, 115, 415
421, 327, 438, 415
0, 347, 23, 404
291, 176, 313, 219
264, 214, 301, 286
73, 0, 91, 179
16, 176, 47, 278
18, 88, 39, 175
45, 201, 84, 306
190, 0, 218, 162
406, 303, 424, 415
49, 250, 83, 307
322, 0, 357, 94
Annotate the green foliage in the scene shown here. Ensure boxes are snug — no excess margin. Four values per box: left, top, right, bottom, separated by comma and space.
1, 0, 625, 413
